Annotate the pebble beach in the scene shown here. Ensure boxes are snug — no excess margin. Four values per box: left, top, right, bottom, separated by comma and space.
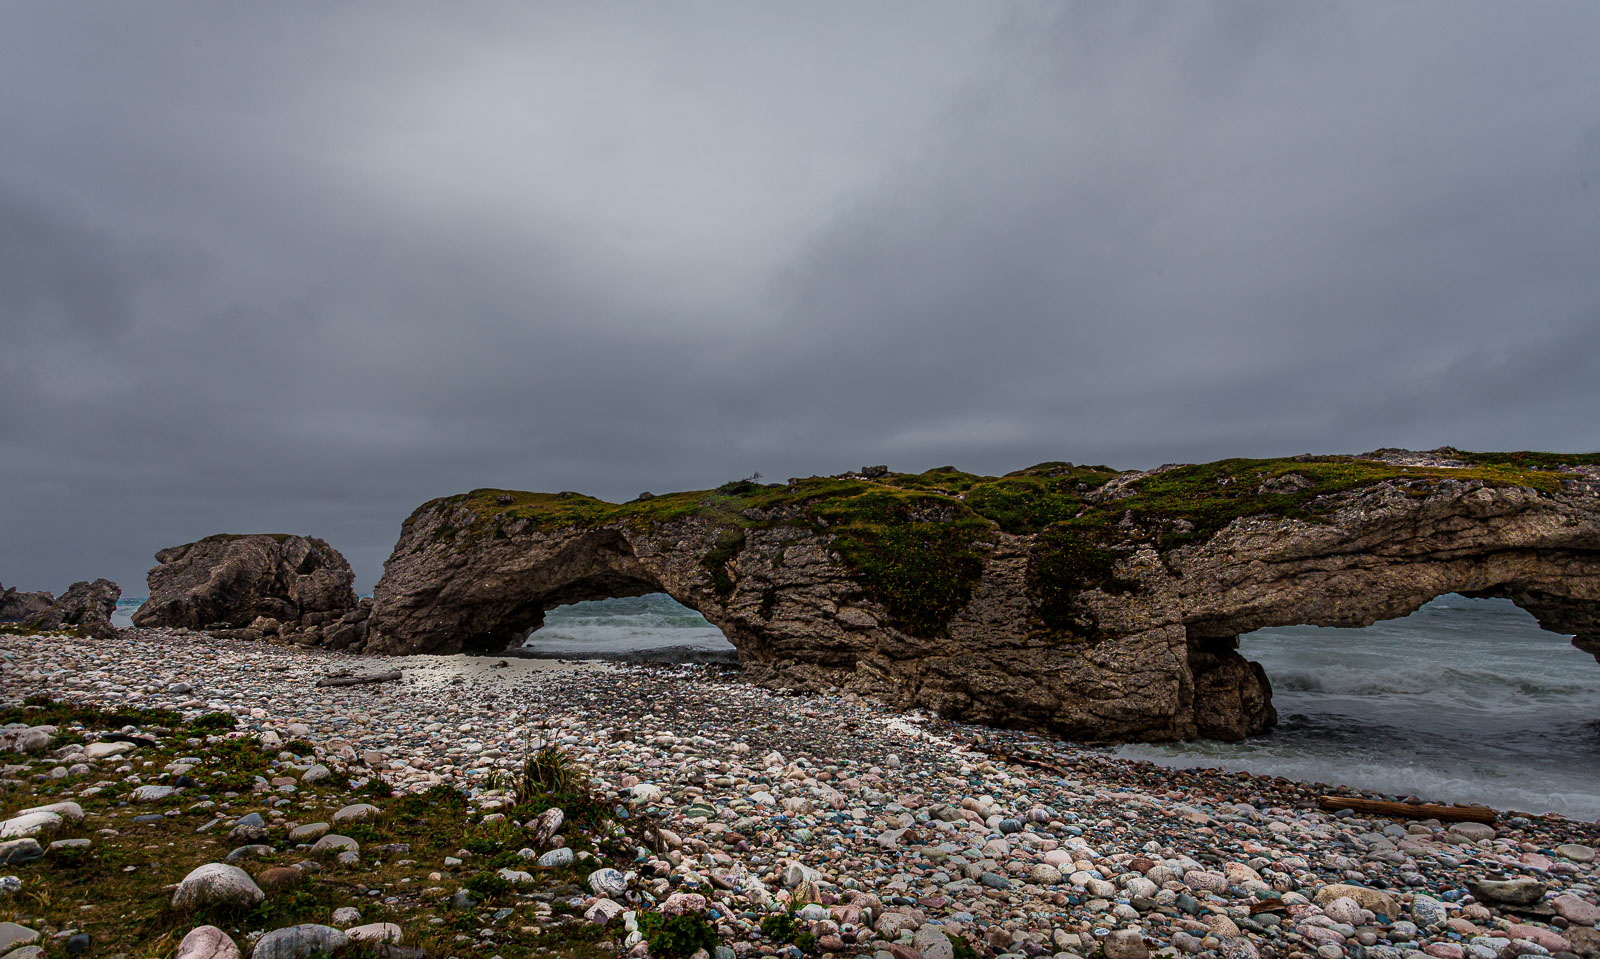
2, 628, 1598, 959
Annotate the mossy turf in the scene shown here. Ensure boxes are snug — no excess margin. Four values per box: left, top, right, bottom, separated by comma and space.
2, 703, 627, 958
407, 450, 1596, 641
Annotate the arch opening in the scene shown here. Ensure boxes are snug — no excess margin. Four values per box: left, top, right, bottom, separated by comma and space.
1157, 593, 1600, 819
518, 592, 738, 664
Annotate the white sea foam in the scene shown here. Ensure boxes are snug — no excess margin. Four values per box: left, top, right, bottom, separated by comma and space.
520, 593, 735, 658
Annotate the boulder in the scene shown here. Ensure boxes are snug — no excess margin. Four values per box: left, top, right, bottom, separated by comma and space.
0, 838, 43, 865
171, 863, 266, 911
18, 801, 83, 822
1468, 877, 1546, 907
0, 727, 52, 755
132, 534, 357, 634
250, 924, 346, 959
0, 812, 63, 840
0, 922, 40, 953
20, 579, 120, 638
320, 598, 373, 651
0, 584, 53, 623
344, 923, 401, 945
175, 925, 241, 959
1315, 884, 1401, 918
331, 803, 380, 824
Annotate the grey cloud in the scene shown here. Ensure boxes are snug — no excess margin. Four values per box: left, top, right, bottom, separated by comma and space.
2, 2, 1598, 595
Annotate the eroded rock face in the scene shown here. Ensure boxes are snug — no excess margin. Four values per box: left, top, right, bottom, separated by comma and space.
0, 584, 54, 623
132, 534, 357, 634
15, 579, 120, 638
365, 453, 1600, 742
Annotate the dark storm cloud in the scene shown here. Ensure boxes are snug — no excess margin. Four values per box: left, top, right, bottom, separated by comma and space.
2, 2, 1598, 594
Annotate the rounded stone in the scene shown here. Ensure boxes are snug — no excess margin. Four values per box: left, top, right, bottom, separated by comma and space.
250, 924, 347, 959
0, 922, 41, 953
1104, 927, 1149, 959
345, 923, 402, 945
537, 847, 574, 868
0, 839, 44, 866
171, 863, 265, 911
256, 866, 305, 891
1412, 894, 1448, 930
287, 823, 329, 843
0, 812, 62, 840
309, 834, 358, 856
18, 801, 84, 823
587, 867, 627, 897
331, 803, 380, 824
912, 926, 958, 959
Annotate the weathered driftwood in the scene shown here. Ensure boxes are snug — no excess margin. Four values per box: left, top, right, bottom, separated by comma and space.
1318, 796, 1495, 824
315, 669, 402, 688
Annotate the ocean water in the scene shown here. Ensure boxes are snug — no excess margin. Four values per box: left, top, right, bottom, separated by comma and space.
519, 593, 737, 663
112, 598, 145, 629
1115, 594, 1600, 821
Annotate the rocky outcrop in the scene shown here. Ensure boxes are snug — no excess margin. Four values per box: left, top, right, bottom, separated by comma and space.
16, 579, 120, 638
132, 535, 358, 641
0, 584, 54, 623
364, 450, 1600, 743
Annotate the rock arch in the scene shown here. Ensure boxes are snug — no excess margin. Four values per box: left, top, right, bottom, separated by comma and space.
364, 455, 1600, 743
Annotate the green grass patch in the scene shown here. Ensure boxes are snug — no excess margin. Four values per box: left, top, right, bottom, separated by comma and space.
1, 695, 182, 729
189, 711, 238, 732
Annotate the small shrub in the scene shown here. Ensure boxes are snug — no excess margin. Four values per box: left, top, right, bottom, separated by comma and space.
189, 712, 237, 732
639, 910, 719, 958
390, 783, 468, 821
207, 738, 270, 774
463, 870, 510, 900
519, 745, 586, 797
760, 911, 796, 942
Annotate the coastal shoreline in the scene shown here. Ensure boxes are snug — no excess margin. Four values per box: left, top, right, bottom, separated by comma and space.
2, 628, 1597, 958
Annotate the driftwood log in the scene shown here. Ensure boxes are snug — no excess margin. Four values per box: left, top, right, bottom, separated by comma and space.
315, 669, 402, 688
1318, 796, 1495, 824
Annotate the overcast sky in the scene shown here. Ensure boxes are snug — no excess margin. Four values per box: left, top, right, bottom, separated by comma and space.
3, 3, 1599, 595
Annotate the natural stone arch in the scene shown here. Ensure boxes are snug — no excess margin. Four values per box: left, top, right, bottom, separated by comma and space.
365, 452, 1600, 743
384, 528, 697, 655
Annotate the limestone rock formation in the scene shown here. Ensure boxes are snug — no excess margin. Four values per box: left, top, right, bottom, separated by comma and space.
0, 584, 54, 623
19, 579, 121, 639
1, 579, 120, 638
132, 534, 358, 637
364, 450, 1600, 743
